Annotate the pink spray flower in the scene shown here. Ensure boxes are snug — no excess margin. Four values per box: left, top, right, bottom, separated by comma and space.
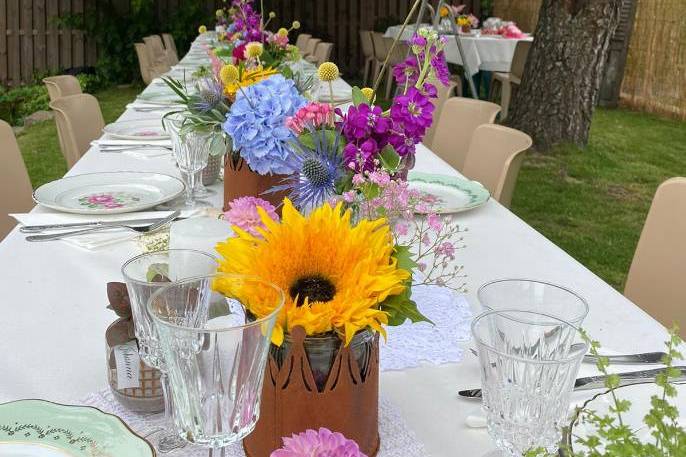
285, 102, 336, 134
223, 197, 278, 236
270, 428, 367, 457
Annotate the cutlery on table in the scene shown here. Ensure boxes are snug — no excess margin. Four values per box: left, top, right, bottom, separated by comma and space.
20, 215, 183, 233
469, 347, 668, 365
458, 366, 686, 399
98, 145, 172, 152
25, 211, 179, 242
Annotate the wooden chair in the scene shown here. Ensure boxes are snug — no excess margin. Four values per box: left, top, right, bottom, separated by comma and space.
302, 38, 321, 59
294, 33, 312, 53
423, 77, 460, 148
0, 120, 34, 240
461, 124, 531, 208
305, 42, 334, 66
431, 97, 501, 172
161, 33, 179, 65
42, 75, 82, 102
359, 30, 376, 87
50, 94, 105, 169
490, 40, 532, 120
624, 177, 686, 337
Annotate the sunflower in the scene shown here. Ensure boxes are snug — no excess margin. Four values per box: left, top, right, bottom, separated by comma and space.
223, 66, 279, 98
214, 199, 409, 346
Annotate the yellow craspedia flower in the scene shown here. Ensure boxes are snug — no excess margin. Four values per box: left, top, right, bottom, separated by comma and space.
439, 6, 449, 17
214, 200, 409, 346
277, 27, 289, 37
361, 87, 375, 103
223, 66, 279, 97
245, 41, 264, 59
269, 11, 276, 18
318, 62, 339, 82
219, 64, 239, 84
292, 21, 301, 30
215, 9, 224, 17
198, 25, 207, 34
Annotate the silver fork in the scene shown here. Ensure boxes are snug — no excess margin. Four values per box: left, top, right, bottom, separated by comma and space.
25, 211, 179, 242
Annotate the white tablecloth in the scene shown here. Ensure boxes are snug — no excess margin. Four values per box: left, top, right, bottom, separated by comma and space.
0, 36, 669, 457
385, 24, 533, 74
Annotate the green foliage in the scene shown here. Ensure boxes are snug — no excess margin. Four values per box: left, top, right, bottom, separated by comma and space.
0, 84, 50, 125
54, 0, 211, 85
526, 328, 686, 457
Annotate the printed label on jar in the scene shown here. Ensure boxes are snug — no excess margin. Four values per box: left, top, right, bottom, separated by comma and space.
113, 340, 141, 389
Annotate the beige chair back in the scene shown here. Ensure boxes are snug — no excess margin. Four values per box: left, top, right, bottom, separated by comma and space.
135, 42, 154, 84
143, 35, 167, 65
624, 177, 686, 336
461, 124, 531, 208
161, 33, 179, 65
510, 40, 532, 81
295, 33, 312, 53
371, 32, 389, 61
42, 75, 82, 102
360, 30, 375, 59
423, 78, 459, 147
303, 38, 321, 57
50, 94, 105, 169
0, 120, 34, 239
311, 42, 334, 66
431, 97, 501, 172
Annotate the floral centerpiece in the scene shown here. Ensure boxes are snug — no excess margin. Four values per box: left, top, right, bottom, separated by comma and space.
456, 13, 479, 33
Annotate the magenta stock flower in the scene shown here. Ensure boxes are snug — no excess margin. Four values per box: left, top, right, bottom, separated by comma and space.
270, 428, 367, 457
341, 103, 391, 171
391, 87, 434, 137
223, 196, 278, 236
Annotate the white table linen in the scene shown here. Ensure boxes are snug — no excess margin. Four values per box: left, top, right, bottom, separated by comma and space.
385, 24, 533, 74
0, 37, 670, 457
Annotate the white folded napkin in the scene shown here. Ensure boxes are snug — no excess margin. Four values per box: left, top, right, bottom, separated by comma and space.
126, 102, 181, 111
12, 211, 178, 250
94, 138, 172, 148
92, 138, 172, 159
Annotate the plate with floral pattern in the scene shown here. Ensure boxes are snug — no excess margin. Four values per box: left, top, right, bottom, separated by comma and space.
408, 171, 490, 214
0, 399, 154, 456
33, 172, 185, 215
103, 119, 169, 141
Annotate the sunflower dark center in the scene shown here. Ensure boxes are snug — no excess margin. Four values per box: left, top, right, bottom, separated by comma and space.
289, 275, 336, 306
301, 158, 330, 187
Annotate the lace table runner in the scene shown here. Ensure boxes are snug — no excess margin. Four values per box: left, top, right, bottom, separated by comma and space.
381, 286, 472, 371
81, 389, 427, 457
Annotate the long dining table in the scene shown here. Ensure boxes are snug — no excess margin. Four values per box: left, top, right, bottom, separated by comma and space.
0, 34, 670, 456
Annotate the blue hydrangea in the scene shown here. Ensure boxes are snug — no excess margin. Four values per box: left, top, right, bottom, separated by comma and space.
223, 74, 307, 175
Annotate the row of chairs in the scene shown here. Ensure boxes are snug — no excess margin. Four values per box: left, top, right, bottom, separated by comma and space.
135, 34, 179, 85
489, 40, 532, 120
293, 34, 334, 67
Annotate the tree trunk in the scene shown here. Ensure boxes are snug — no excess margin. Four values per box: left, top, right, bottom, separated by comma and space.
506, 0, 621, 152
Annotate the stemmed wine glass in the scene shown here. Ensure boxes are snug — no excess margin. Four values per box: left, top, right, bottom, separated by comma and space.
121, 249, 219, 453
163, 113, 213, 209
147, 273, 284, 455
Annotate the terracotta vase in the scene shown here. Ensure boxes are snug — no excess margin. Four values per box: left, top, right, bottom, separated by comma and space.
223, 159, 289, 211
243, 327, 380, 457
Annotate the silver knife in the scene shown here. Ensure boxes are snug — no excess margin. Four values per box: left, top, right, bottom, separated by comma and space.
584, 352, 668, 365
458, 366, 686, 399
19, 216, 183, 233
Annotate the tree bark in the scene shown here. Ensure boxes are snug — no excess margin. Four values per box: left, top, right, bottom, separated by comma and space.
506, 0, 621, 152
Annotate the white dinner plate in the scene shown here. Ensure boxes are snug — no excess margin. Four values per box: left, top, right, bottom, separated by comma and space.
103, 119, 169, 140
408, 171, 490, 214
33, 172, 185, 214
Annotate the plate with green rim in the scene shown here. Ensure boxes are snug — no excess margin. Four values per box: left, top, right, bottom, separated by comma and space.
408, 171, 490, 214
0, 400, 155, 456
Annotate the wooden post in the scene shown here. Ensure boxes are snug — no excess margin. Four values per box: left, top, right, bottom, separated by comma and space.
599, 0, 638, 107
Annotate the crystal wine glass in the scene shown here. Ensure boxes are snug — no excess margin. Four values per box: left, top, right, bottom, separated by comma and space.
163, 113, 213, 209
147, 273, 284, 453
121, 249, 219, 453
472, 309, 587, 456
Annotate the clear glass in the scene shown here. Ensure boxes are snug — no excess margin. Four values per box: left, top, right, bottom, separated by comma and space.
164, 113, 213, 209
477, 279, 589, 327
472, 309, 587, 457
147, 274, 284, 450
121, 249, 219, 453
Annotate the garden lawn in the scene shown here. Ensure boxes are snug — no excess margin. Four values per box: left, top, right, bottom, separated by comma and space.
16, 91, 686, 291
16, 84, 142, 189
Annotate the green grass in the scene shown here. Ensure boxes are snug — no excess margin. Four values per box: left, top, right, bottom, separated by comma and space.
15, 87, 686, 291
16, 84, 142, 189
510, 108, 686, 290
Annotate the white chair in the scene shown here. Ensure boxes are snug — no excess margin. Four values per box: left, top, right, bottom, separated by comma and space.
295, 33, 312, 53
490, 40, 532, 120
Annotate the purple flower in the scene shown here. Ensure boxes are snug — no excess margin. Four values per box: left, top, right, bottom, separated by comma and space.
393, 57, 420, 87
431, 52, 451, 86
341, 103, 391, 171
391, 87, 434, 137
270, 428, 367, 457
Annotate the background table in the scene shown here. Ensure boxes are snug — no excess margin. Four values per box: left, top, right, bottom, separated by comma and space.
385, 24, 533, 75
0, 35, 669, 457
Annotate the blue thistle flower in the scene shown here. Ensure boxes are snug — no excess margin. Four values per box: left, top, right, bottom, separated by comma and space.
270, 127, 346, 211
190, 77, 224, 113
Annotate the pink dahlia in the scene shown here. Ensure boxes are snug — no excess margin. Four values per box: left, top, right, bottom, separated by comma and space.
270, 428, 367, 457
223, 197, 278, 236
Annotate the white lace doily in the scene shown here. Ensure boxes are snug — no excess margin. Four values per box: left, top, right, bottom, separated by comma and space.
81, 389, 427, 457
381, 286, 472, 371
